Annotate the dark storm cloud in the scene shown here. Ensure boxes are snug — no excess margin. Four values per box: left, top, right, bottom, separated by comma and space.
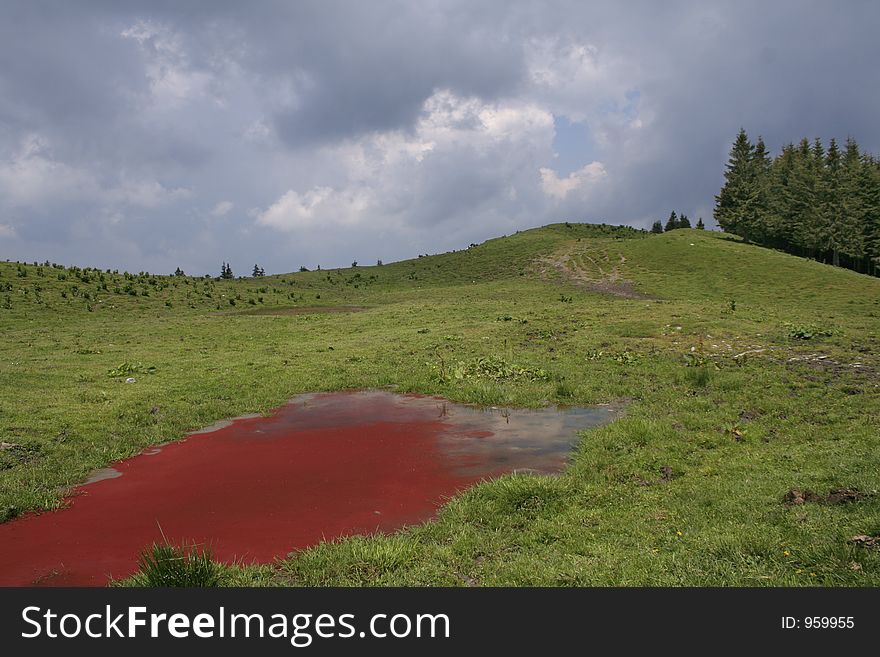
1, 0, 879, 273
529, 0, 880, 228
104, 1, 526, 146
251, 3, 526, 146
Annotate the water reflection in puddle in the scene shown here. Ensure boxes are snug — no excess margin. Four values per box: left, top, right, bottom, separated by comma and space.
0, 390, 622, 586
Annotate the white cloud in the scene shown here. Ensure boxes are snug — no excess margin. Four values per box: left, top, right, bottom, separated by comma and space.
255, 187, 371, 231
539, 162, 608, 200
210, 200, 234, 217
109, 179, 192, 208
0, 223, 16, 239
417, 89, 554, 147
242, 119, 272, 142
120, 20, 215, 108
527, 38, 603, 94
331, 89, 554, 182
0, 134, 98, 205
255, 89, 560, 236
524, 35, 648, 153
0, 134, 191, 212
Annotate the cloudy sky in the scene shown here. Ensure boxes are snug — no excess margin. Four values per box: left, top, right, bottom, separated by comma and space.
1, 1, 878, 275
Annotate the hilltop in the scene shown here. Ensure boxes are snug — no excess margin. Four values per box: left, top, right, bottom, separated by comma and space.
1, 223, 879, 586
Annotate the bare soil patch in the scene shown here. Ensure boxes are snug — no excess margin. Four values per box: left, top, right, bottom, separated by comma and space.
533, 249, 655, 300
783, 487, 871, 507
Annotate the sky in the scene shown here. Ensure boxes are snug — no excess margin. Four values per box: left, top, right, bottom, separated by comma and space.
1, 1, 879, 275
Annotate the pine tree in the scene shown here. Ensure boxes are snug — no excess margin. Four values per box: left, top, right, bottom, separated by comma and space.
806, 138, 831, 260
252, 264, 263, 277
714, 130, 880, 277
750, 136, 773, 243
790, 139, 820, 257
696, 218, 705, 230
664, 211, 678, 232
821, 138, 844, 266
859, 154, 880, 275
651, 220, 663, 234
840, 137, 865, 270
220, 262, 233, 279
715, 128, 757, 239
766, 143, 797, 249
679, 214, 691, 229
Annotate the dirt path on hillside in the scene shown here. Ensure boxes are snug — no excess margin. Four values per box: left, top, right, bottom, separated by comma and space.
533, 246, 655, 300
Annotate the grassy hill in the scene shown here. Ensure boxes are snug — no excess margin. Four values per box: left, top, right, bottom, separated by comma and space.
1, 224, 879, 585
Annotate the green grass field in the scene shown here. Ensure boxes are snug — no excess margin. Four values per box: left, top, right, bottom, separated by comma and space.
2, 223, 879, 586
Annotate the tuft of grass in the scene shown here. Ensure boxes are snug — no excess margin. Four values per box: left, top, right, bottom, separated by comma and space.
128, 542, 222, 587
684, 366, 712, 388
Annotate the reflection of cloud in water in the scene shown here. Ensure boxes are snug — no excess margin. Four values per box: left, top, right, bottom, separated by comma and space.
433, 402, 619, 476
249, 390, 620, 477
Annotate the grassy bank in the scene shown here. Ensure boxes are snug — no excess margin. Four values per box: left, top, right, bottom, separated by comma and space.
2, 223, 878, 585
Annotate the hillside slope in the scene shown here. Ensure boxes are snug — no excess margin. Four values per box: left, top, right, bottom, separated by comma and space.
1, 223, 878, 586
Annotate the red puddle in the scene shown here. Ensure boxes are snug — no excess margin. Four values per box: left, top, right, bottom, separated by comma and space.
0, 391, 619, 586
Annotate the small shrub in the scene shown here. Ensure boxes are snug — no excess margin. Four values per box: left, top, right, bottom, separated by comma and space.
611, 351, 640, 364
785, 323, 833, 340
